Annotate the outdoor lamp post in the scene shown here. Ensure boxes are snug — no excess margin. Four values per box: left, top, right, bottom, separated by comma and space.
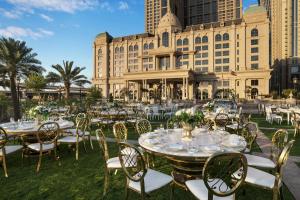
293, 77, 299, 91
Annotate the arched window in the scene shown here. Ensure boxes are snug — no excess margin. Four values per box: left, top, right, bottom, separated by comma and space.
215, 34, 222, 41
251, 28, 259, 37
134, 45, 139, 51
143, 43, 148, 50
115, 47, 119, 53
120, 47, 124, 53
129, 45, 133, 52
202, 36, 208, 43
223, 33, 229, 41
162, 32, 169, 47
195, 37, 201, 44
177, 39, 182, 46
149, 42, 154, 49
183, 38, 189, 45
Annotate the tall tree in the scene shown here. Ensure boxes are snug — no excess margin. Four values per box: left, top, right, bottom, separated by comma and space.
0, 37, 44, 120
46, 61, 90, 99
25, 73, 47, 100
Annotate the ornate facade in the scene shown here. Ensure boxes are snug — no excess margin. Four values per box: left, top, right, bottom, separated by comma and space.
92, 5, 271, 101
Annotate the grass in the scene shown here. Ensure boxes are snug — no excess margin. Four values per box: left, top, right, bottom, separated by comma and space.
0, 122, 296, 200
251, 114, 300, 157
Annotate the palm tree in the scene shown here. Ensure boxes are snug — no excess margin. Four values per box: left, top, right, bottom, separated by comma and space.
0, 37, 44, 120
47, 61, 90, 99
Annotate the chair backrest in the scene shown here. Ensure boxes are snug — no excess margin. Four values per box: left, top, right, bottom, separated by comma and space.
214, 113, 229, 128
49, 112, 60, 121
136, 119, 152, 135
95, 129, 109, 163
0, 127, 7, 150
271, 129, 289, 160
241, 127, 257, 153
276, 140, 295, 179
118, 142, 146, 182
76, 113, 86, 125
203, 152, 247, 199
113, 122, 128, 142
37, 122, 59, 144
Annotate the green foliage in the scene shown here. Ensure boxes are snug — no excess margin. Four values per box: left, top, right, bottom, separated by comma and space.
86, 86, 102, 105
175, 110, 204, 125
25, 73, 47, 93
282, 89, 296, 98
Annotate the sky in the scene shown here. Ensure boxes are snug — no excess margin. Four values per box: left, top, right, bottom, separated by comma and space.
0, 0, 258, 79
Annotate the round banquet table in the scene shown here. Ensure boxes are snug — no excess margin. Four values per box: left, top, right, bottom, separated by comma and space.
138, 128, 247, 188
0, 120, 74, 136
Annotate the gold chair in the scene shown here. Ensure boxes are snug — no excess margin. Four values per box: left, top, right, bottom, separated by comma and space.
0, 127, 22, 177
234, 140, 295, 200
113, 122, 128, 143
118, 142, 173, 200
291, 111, 300, 137
186, 152, 247, 200
242, 122, 258, 153
57, 113, 87, 160
136, 119, 152, 135
214, 113, 229, 130
271, 129, 288, 161
26, 122, 60, 172
95, 129, 125, 197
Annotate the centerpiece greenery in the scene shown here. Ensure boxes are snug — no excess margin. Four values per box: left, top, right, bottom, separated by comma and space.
174, 109, 204, 140
204, 102, 214, 112
28, 106, 49, 124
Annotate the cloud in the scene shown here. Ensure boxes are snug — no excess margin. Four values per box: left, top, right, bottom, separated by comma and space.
118, 1, 129, 10
0, 26, 54, 39
39, 14, 53, 22
0, 8, 22, 19
5, 0, 98, 13
99, 2, 113, 12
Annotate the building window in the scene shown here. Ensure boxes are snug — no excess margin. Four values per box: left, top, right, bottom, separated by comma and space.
251, 80, 259, 86
215, 34, 222, 41
251, 55, 259, 61
183, 38, 189, 45
202, 52, 208, 58
215, 59, 222, 64
202, 36, 208, 43
149, 42, 154, 49
162, 32, 169, 47
251, 47, 259, 53
195, 37, 201, 44
195, 60, 201, 65
223, 66, 229, 72
129, 45, 134, 51
215, 44, 222, 49
215, 51, 222, 57
223, 58, 229, 63
143, 43, 148, 50
202, 45, 208, 50
134, 45, 138, 51
215, 66, 222, 72
195, 46, 201, 51
223, 33, 229, 41
202, 60, 208, 65
223, 43, 229, 48
177, 39, 182, 46
223, 51, 229, 56
251, 63, 259, 70
251, 28, 259, 37
251, 39, 258, 45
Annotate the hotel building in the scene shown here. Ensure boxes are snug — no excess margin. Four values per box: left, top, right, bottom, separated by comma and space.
145, 0, 242, 34
92, 5, 271, 101
264, 0, 300, 90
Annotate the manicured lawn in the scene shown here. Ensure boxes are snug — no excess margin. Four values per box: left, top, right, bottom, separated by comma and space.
0, 125, 295, 200
251, 114, 300, 157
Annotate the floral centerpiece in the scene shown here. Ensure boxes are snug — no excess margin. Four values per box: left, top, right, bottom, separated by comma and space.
28, 106, 49, 124
175, 108, 204, 140
204, 102, 214, 112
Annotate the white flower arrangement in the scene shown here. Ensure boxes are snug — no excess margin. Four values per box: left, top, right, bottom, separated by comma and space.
28, 106, 49, 118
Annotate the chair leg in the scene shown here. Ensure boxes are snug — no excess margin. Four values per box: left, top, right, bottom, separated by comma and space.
170, 182, 174, 200
279, 186, 284, 200
89, 135, 94, 150
2, 154, 8, 177
36, 151, 43, 173
125, 180, 130, 200
83, 140, 87, 153
103, 169, 109, 198
76, 142, 79, 160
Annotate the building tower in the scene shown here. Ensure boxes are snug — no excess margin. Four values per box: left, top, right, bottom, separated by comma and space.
270, 0, 300, 90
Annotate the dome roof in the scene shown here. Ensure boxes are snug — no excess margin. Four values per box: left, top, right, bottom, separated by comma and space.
244, 5, 266, 16
158, 12, 182, 29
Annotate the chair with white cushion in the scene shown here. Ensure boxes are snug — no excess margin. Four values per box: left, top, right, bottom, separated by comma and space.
186, 152, 247, 200
26, 122, 59, 172
0, 127, 22, 177
95, 129, 131, 197
58, 113, 87, 160
118, 142, 173, 200
233, 140, 295, 200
